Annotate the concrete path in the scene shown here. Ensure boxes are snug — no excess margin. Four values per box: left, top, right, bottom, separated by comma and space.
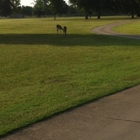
1, 21, 140, 140
92, 20, 140, 39
1, 85, 140, 140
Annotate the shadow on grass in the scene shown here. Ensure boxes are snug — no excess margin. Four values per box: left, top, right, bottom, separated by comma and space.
0, 33, 140, 47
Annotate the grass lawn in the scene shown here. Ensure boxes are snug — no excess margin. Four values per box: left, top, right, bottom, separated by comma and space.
0, 17, 140, 136
114, 20, 140, 34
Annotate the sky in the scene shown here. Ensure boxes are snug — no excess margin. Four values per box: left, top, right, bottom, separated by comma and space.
20, 0, 69, 6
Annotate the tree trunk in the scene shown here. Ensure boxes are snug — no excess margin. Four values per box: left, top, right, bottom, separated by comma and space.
131, 1, 135, 18
97, 10, 101, 19
85, 13, 88, 19
131, 10, 134, 18
85, 9, 88, 20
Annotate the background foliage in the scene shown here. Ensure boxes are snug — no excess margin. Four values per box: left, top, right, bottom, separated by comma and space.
0, 0, 140, 18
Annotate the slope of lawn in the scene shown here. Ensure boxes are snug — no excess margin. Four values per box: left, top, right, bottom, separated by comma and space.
0, 17, 140, 136
113, 20, 140, 35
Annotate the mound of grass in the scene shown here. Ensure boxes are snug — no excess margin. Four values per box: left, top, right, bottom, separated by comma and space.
0, 17, 140, 136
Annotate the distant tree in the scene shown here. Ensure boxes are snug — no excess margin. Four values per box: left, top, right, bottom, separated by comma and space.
67, 5, 78, 16
11, 0, 21, 15
121, 0, 140, 18
93, 0, 103, 19
69, 0, 94, 19
42, 0, 50, 16
61, 0, 68, 15
94, 0, 123, 18
137, 0, 140, 16
22, 6, 33, 17
34, 0, 44, 17
49, 0, 68, 19
33, 0, 49, 17
0, 0, 2, 15
0, 0, 12, 16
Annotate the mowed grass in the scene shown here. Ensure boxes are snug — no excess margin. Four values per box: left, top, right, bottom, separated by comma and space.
114, 20, 140, 34
0, 17, 140, 136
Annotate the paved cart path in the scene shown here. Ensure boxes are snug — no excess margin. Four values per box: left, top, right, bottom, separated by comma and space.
92, 20, 140, 39
1, 85, 140, 140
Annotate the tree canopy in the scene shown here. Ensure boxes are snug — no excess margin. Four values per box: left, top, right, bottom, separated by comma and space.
0, 0, 140, 18
0, 0, 21, 16
69, 0, 140, 19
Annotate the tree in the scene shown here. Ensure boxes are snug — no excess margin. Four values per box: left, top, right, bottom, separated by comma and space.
93, 0, 104, 19
0, 0, 12, 16
69, 0, 94, 19
122, 0, 140, 18
49, 0, 68, 19
22, 6, 33, 17
137, 0, 140, 16
42, 0, 50, 16
11, 0, 21, 15
67, 5, 78, 16
34, 0, 44, 17
33, 0, 49, 17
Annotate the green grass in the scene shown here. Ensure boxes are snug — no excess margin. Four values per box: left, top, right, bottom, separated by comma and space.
114, 20, 140, 34
0, 17, 140, 136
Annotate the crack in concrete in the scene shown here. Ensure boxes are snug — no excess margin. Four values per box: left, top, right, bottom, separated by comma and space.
99, 116, 140, 124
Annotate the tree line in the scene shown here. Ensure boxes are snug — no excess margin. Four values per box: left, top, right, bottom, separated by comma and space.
0, 0, 140, 19
69, 0, 140, 19
0, 0, 68, 18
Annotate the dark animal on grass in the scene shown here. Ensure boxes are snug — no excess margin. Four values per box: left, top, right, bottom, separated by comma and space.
56, 24, 63, 33
63, 26, 67, 36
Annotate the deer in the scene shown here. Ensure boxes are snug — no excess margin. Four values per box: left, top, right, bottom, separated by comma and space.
56, 24, 63, 33
63, 26, 67, 36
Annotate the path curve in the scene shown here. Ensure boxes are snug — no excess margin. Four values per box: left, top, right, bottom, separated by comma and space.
92, 20, 140, 40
